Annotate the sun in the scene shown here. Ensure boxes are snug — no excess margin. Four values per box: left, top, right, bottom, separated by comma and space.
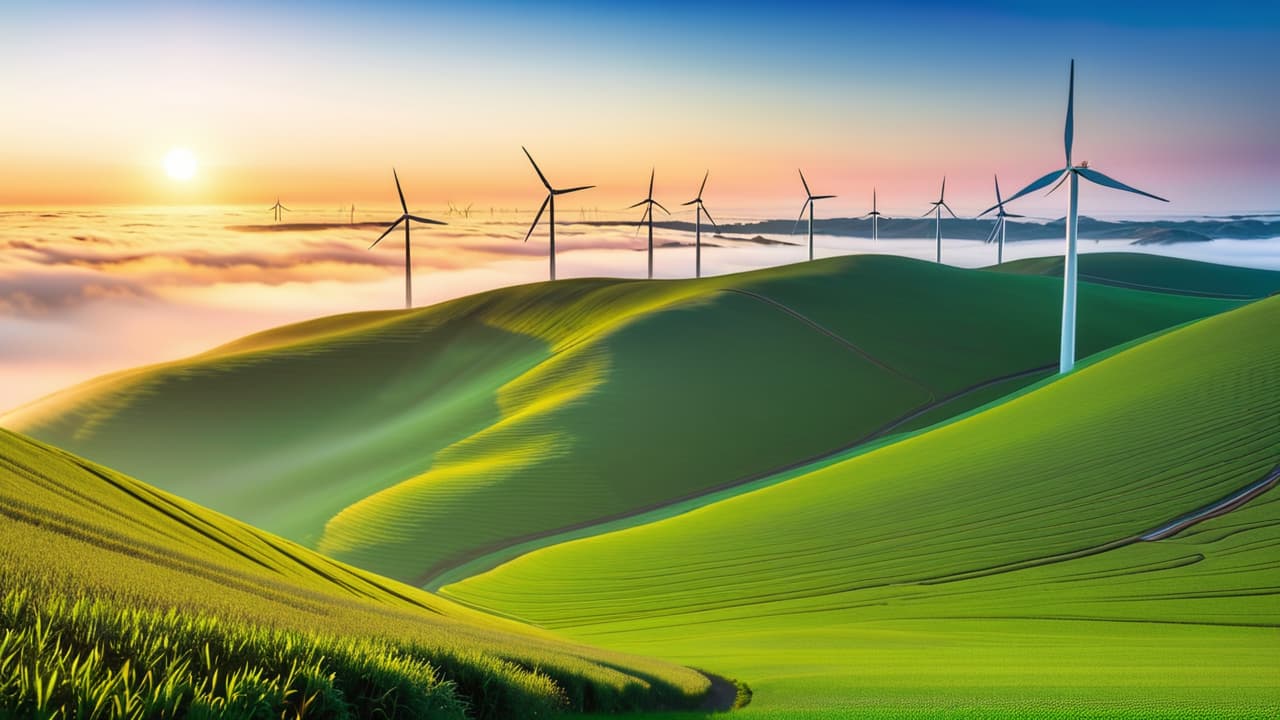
163, 147, 197, 181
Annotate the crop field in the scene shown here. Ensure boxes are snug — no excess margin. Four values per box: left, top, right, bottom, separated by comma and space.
444, 296, 1280, 718
0, 428, 710, 718
2, 255, 1248, 585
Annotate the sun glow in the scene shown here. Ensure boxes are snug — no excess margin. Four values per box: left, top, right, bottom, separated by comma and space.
164, 148, 197, 181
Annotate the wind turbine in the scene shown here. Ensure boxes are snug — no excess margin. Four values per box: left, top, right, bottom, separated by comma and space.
349, 204, 355, 225
269, 197, 289, 223
681, 171, 718, 278
862, 188, 883, 244
794, 170, 836, 261
628, 168, 669, 279
921, 177, 956, 263
522, 147, 594, 282
977, 175, 1022, 265
369, 169, 446, 309
990, 60, 1167, 373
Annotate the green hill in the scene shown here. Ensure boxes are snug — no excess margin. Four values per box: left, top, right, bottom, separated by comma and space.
0, 427, 711, 717
445, 296, 1280, 718
992, 251, 1280, 299
2, 255, 1243, 586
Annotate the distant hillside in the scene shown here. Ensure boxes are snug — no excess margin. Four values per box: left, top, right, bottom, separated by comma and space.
587, 215, 1280, 243
993, 252, 1280, 299
2, 255, 1245, 587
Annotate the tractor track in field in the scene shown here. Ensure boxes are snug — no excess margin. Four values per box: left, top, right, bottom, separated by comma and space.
421, 291, 1056, 590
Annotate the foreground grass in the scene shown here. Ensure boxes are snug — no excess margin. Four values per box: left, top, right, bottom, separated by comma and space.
0, 428, 709, 718
2, 255, 1245, 584
445, 297, 1280, 718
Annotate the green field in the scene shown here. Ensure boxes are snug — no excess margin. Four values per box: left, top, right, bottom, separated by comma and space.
992, 251, 1280, 299
2, 254, 1249, 586
444, 295, 1280, 718
0, 428, 711, 718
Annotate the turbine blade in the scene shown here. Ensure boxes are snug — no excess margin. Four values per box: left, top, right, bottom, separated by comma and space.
701, 206, 718, 228
369, 217, 405, 249
1077, 168, 1169, 202
627, 199, 648, 209
280, 205, 290, 212
648, 168, 655, 199
524, 195, 550, 243
793, 199, 811, 233
522, 146, 552, 190
798, 168, 811, 196
698, 170, 708, 199
986, 219, 1001, 244
554, 185, 595, 195
681, 199, 698, 206
1004, 212, 1025, 218
921, 206, 935, 217
406, 214, 447, 226
652, 200, 671, 214
812, 194, 837, 200
1065, 59, 1075, 167
994, 173, 1003, 204
941, 202, 958, 219
940, 176, 946, 202
1045, 171, 1071, 197
393, 169, 408, 213
997, 168, 1069, 209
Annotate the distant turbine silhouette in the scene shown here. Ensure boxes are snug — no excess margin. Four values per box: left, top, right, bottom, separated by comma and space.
369, 169, 446, 309
862, 188, 884, 244
976, 175, 1022, 265
522, 147, 594, 281
681, 171, 718, 278
988, 59, 1167, 373
628, 168, 669, 279
921, 177, 956, 263
269, 197, 289, 223
350, 204, 355, 225
793, 170, 836, 261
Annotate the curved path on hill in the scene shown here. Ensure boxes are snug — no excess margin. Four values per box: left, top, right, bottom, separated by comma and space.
421, 290, 1056, 589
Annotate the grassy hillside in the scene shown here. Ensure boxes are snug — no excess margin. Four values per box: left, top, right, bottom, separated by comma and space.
445, 296, 1280, 718
2, 255, 1244, 584
0, 428, 710, 718
992, 251, 1280, 299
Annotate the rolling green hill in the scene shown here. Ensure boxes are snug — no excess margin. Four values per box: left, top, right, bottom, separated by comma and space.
445, 296, 1280, 718
0, 427, 710, 717
992, 251, 1280, 299
2, 255, 1245, 586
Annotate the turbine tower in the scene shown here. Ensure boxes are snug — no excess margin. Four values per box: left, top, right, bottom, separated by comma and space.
681, 171, 718, 278
977, 175, 1022, 265
269, 198, 289, 223
369, 169, 446, 309
990, 59, 1167, 373
921, 177, 956, 263
794, 170, 836, 261
862, 188, 883, 244
628, 168, 669, 279
522, 147, 594, 281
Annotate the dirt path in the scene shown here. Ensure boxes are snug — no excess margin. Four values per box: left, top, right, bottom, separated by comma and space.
696, 670, 746, 711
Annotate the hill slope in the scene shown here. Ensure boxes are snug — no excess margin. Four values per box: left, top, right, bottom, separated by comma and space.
2, 255, 1245, 584
0, 427, 711, 717
992, 251, 1280, 299
446, 296, 1280, 718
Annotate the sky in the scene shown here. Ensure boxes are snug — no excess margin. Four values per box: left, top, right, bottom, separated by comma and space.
2, 0, 1279, 217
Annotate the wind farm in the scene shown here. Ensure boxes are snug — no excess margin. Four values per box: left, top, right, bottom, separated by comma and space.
2, 3, 1278, 719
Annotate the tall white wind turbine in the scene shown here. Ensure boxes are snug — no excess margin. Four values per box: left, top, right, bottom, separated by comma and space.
681, 171, 718, 278
522, 147, 594, 281
977, 174, 1022, 265
369, 169, 447, 309
862, 188, 883, 244
629, 168, 669, 279
989, 60, 1168, 373
794, 170, 836, 261
921, 177, 956, 263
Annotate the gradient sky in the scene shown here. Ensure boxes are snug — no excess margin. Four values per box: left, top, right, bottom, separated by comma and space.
3, 0, 1279, 217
